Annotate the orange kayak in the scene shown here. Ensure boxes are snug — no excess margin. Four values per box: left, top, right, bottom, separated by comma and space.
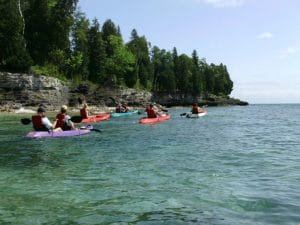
81, 113, 110, 123
139, 113, 171, 124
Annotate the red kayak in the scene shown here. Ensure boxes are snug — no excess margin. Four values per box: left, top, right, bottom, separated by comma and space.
81, 113, 110, 123
139, 113, 171, 124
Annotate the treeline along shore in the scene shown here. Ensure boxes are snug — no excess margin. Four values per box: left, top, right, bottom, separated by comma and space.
0, 0, 248, 112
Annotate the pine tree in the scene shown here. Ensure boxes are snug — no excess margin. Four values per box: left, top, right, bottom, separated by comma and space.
127, 29, 152, 89
88, 19, 106, 83
71, 10, 90, 80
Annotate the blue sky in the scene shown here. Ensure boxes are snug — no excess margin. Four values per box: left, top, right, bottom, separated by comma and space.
78, 0, 300, 104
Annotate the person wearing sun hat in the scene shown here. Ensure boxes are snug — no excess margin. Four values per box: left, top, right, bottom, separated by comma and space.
54, 105, 76, 130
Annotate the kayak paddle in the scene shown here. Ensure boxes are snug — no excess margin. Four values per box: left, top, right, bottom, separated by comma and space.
80, 125, 101, 132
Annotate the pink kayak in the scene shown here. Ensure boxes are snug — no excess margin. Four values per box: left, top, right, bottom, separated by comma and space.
139, 113, 171, 124
81, 113, 110, 123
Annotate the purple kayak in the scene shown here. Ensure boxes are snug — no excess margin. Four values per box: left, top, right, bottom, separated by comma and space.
26, 125, 93, 138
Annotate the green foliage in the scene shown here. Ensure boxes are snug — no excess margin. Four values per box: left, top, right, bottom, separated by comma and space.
71, 10, 90, 80
0, 0, 32, 71
102, 19, 121, 42
0, 1, 234, 98
64, 53, 83, 81
88, 19, 106, 83
24, 0, 50, 65
176, 54, 193, 93
31, 64, 66, 80
104, 35, 136, 86
127, 29, 152, 89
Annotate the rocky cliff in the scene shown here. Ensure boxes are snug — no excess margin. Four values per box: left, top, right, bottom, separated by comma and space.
0, 72, 153, 112
0, 72, 70, 111
0, 72, 248, 112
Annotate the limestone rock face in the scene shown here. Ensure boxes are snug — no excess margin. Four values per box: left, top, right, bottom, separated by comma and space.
0, 72, 153, 111
0, 72, 70, 111
0, 72, 248, 112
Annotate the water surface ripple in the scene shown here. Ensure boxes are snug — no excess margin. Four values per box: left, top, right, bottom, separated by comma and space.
0, 104, 299, 224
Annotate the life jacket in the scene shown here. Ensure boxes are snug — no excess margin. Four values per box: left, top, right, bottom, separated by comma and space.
146, 108, 157, 118
80, 108, 88, 118
192, 105, 199, 114
32, 115, 48, 131
55, 113, 66, 128
116, 105, 121, 113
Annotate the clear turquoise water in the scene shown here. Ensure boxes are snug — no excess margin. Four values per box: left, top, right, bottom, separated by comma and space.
0, 104, 299, 225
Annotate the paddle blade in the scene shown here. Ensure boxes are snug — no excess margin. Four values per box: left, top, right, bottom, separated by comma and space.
80, 125, 101, 132
91, 128, 101, 132
180, 113, 187, 116
71, 116, 83, 123
21, 118, 31, 125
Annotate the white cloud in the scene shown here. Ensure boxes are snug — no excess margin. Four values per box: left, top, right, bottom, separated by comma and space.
257, 32, 274, 39
202, 0, 245, 8
279, 47, 298, 59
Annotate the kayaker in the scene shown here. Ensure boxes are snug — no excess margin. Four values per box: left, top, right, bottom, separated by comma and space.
115, 103, 122, 113
32, 107, 62, 132
54, 105, 76, 130
191, 103, 204, 114
145, 104, 158, 118
80, 103, 92, 118
121, 103, 129, 113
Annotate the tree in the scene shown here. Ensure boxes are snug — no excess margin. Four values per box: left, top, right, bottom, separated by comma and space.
24, 0, 50, 65
102, 19, 122, 58
47, 0, 78, 63
176, 54, 193, 93
151, 47, 175, 93
203, 64, 215, 93
127, 29, 152, 89
88, 18, 106, 83
104, 35, 136, 87
101, 19, 121, 41
191, 50, 202, 96
0, 0, 32, 71
71, 10, 90, 80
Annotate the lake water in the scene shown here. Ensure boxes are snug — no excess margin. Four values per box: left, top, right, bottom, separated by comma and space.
0, 104, 299, 225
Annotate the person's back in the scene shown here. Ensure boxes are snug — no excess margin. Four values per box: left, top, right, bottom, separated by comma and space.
55, 113, 67, 129
80, 103, 89, 118
32, 115, 49, 131
146, 104, 157, 118
32, 107, 52, 131
192, 103, 199, 114
116, 104, 121, 113
55, 105, 75, 131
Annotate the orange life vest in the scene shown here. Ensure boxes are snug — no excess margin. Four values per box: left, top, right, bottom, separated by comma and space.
116, 105, 121, 113
146, 108, 157, 118
80, 108, 88, 118
192, 105, 199, 114
55, 113, 66, 128
32, 115, 48, 131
